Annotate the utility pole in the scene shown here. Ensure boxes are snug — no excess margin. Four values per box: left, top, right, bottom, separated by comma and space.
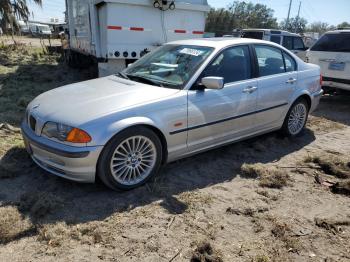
295, 1, 302, 32
286, 0, 293, 29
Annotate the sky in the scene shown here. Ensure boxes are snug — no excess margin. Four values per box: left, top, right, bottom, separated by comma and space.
28, 0, 350, 26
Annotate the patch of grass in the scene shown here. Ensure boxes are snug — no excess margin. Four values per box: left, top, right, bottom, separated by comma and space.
256, 190, 279, 201
283, 236, 301, 251
37, 222, 70, 247
307, 116, 345, 133
38, 222, 109, 247
331, 180, 350, 196
253, 255, 270, 262
226, 206, 268, 217
19, 191, 64, 220
177, 191, 213, 212
0, 206, 34, 244
270, 219, 302, 252
0, 146, 31, 178
251, 218, 265, 233
315, 217, 350, 233
241, 163, 291, 189
304, 154, 350, 179
271, 221, 290, 238
0, 45, 96, 127
190, 241, 223, 262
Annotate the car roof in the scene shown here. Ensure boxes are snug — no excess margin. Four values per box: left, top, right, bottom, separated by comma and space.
166, 37, 283, 49
242, 28, 300, 37
325, 29, 350, 34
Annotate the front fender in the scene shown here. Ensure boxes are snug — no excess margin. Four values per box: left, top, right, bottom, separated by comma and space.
88, 116, 165, 146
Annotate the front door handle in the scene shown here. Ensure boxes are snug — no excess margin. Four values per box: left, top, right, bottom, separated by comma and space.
286, 78, 297, 84
242, 86, 258, 94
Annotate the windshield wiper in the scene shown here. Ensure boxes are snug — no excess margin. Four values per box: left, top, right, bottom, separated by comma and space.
116, 71, 130, 80
127, 74, 164, 87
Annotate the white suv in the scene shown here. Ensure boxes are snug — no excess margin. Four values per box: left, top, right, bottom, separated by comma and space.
241, 29, 307, 60
306, 30, 350, 91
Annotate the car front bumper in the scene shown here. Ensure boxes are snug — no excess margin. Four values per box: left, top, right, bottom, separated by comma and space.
21, 121, 103, 183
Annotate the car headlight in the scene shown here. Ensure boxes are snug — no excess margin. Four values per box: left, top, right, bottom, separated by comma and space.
42, 122, 91, 143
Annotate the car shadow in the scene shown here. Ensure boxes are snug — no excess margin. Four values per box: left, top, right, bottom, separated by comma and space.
0, 128, 315, 226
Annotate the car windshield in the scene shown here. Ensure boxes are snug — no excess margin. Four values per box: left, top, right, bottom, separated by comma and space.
311, 33, 350, 52
123, 45, 214, 89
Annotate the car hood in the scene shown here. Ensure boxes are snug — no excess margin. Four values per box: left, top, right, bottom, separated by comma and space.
30, 75, 180, 126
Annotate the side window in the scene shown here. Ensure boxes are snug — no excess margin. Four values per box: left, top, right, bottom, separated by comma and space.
270, 35, 281, 45
202, 45, 251, 84
255, 45, 285, 77
293, 37, 305, 50
283, 52, 296, 72
282, 36, 293, 50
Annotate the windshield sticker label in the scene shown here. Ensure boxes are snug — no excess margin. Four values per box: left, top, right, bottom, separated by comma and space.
179, 48, 204, 56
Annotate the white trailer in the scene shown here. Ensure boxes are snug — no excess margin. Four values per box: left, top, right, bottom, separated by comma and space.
66, 0, 210, 76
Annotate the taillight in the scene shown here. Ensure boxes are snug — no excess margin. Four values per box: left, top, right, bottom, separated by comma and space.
320, 75, 323, 86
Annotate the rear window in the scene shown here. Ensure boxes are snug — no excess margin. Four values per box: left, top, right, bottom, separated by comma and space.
242, 31, 264, 40
311, 33, 350, 52
270, 35, 281, 44
293, 37, 305, 50
282, 36, 293, 50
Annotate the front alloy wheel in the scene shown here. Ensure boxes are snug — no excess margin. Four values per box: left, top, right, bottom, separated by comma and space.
110, 136, 157, 186
98, 127, 162, 190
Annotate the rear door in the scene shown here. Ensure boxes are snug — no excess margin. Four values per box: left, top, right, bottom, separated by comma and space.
253, 45, 297, 128
308, 32, 350, 81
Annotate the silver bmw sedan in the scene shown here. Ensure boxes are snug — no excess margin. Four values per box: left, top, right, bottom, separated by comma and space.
21, 38, 323, 190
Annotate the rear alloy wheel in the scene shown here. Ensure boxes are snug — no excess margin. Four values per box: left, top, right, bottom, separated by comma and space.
98, 127, 162, 190
282, 99, 309, 137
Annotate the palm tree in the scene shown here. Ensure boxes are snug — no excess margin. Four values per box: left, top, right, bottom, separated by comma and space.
0, 0, 42, 33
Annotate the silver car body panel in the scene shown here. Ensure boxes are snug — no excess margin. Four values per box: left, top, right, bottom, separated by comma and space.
22, 38, 322, 182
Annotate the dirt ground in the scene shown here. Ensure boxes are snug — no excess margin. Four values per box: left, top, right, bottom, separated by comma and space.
0, 45, 350, 262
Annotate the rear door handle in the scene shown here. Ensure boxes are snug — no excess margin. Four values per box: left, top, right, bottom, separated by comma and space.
286, 78, 297, 84
242, 86, 258, 93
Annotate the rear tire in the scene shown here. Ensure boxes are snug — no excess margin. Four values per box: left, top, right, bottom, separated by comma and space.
97, 126, 162, 191
281, 98, 309, 137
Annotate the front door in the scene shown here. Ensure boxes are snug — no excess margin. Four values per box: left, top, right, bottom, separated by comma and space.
187, 45, 258, 150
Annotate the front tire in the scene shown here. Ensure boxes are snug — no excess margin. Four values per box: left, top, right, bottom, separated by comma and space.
281, 98, 309, 137
97, 127, 162, 191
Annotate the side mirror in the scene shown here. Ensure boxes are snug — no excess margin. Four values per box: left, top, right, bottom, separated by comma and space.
127, 63, 134, 68
201, 77, 224, 90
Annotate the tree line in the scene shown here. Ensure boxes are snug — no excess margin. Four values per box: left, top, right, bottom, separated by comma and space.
206, 1, 350, 36
0, 0, 42, 32
1, 0, 349, 36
